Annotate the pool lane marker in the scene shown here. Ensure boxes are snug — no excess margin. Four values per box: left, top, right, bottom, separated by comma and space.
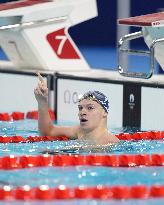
0, 130, 164, 143
117, 131, 164, 140
0, 135, 69, 143
0, 184, 163, 200
0, 154, 163, 169
0, 110, 55, 121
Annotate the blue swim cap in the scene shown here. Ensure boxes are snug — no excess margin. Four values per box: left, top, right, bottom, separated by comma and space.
79, 90, 109, 113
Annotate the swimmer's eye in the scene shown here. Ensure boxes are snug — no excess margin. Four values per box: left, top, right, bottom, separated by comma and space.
78, 105, 95, 111
87, 105, 94, 110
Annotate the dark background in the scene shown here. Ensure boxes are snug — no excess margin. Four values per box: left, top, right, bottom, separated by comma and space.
71, 0, 164, 47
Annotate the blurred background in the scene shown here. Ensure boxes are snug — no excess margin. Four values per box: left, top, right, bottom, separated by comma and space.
0, 0, 164, 73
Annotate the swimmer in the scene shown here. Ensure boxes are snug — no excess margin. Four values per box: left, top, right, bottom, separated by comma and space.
34, 72, 119, 146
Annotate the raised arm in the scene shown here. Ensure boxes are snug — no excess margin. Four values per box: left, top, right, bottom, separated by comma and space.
34, 72, 78, 138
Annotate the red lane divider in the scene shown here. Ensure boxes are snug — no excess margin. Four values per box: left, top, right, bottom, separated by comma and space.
0, 113, 11, 121
0, 154, 163, 169
11, 112, 24, 121
0, 135, 69, 143
0, 185, 163, 200
0, 131, 164, 144
116, 131, 164, 140
0, 110, 55, 121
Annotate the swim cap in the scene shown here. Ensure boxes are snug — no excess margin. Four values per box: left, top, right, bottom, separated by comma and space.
78, 91, 109, 113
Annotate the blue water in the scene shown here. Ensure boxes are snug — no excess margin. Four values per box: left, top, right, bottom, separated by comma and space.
0, 199, 163, 205
0, 138, 164, 156
0, 166, 163, 188
0, 119, 163, 204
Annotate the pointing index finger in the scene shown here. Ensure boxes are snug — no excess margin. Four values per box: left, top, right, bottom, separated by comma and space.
36, 72, 45, 84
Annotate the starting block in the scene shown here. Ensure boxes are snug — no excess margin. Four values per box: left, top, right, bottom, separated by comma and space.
118, 12, 164, 78
0, 0, 97, 71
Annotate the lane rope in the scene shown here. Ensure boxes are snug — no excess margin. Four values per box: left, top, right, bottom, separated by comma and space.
0, 110, 55, 121
116, 131, 164, 140
0, 184, 163, 200
0, 154, 163, 169
0, 130, 163, 143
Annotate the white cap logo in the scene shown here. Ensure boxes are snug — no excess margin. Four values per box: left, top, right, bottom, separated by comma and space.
129, 94, 134, 103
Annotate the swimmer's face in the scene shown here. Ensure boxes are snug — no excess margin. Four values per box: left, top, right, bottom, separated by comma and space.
78, 99, 106, 131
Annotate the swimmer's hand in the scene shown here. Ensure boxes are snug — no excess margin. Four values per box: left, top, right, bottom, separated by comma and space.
34, 72, 48, 104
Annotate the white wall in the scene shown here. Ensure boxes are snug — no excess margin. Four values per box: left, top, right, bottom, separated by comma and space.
0, 73, 40, 113
141, 87, 164, 130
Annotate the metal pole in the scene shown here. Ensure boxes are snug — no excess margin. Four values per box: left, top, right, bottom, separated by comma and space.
117, 0, 130, 72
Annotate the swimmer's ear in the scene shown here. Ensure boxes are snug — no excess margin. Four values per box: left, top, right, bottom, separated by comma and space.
103, 111, 108, 118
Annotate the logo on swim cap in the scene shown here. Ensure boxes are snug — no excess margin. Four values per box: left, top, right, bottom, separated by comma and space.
78, 90, 109, 113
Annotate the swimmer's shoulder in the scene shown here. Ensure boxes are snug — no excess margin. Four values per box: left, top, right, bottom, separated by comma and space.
108, 132, 120, 143
69, 125, 81, 140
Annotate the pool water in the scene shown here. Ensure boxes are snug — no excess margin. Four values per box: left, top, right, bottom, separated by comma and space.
0, 119, 163, 204
0, 137, 164, 156
0, 166, 163, 187
0, 120, 164, 156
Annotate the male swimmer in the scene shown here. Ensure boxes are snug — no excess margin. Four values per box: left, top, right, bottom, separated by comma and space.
34, 72, 119, 147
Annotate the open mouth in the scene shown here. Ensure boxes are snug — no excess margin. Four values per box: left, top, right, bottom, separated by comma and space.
80, 119, 88, 123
